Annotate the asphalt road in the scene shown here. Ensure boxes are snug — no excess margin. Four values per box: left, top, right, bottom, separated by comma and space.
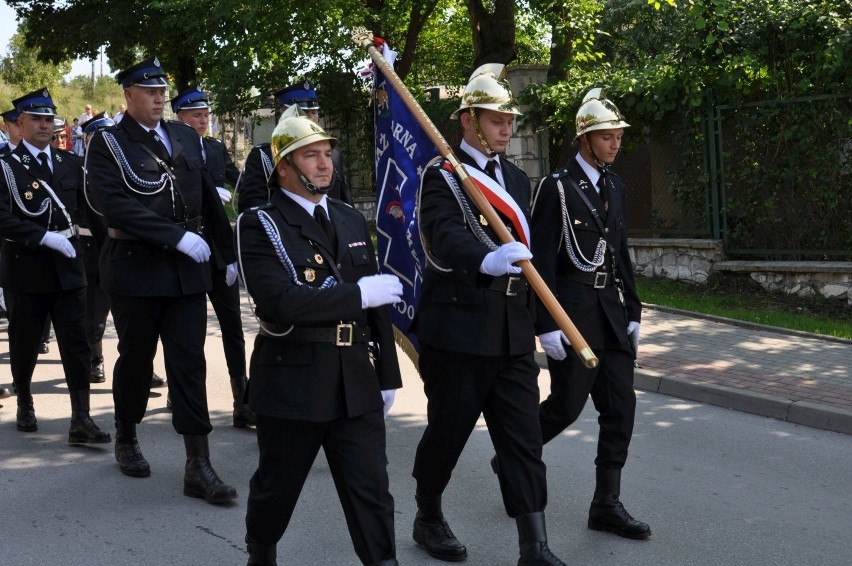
1, 320, 850, 565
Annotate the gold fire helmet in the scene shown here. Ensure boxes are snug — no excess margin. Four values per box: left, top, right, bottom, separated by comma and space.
574, 88, 630, 141
451, 63, 522, 119
270, 104, 336, 167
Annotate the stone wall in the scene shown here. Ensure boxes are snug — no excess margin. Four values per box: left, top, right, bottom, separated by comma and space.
629, 238, 852, 305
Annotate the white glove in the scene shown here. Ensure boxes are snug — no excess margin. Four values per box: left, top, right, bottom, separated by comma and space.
225, 262, 239, 286
40, 231, 76, 258
216, 187, 232, 203
538, 330, 570, 361
356, 274, 403, 309
381, 389, 396, 418
480, 242, 532, 276
627, 321, 640, 353
176, 232, 211, 263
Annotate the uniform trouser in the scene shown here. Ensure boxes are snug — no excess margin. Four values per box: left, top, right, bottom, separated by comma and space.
207, 266, 246, 379
539, 344, 636, 470
412, 345, 547, 518
6, 287, 91, 401
86, 275, 111, 362
246, 411, 396, 565
110, 293, 212, 435
40, 316, 51, 344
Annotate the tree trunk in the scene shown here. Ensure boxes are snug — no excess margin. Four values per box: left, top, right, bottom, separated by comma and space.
467, 0, 517, 67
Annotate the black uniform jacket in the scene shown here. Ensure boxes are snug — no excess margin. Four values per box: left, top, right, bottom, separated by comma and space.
201, 136, 239, 271
236, 143, 274, 213
0, 144, 87, 292
238, 189, 402, 422
414, 147, 536, 357
530, 155, 640, 349
203, 136, 240, 188
86, 114, 233, 297
236, 143, 353, 213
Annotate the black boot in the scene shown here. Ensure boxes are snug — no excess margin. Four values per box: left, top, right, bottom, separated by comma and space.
151, 372, 167, 388
68, 390, 111, 444
230, 376, 256, 428
412, 490, 467, 562
516, 512, 566, 566
246, 541, 277, 566
89, 341, 105, 383
115, 419, 151, 477
588, 468, 651, 540
16, 401, 37, 432
183, 434, 238, 504
368, 560, 399, 566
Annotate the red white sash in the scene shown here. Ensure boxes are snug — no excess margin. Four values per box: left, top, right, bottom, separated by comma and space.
441, 161, 531, 247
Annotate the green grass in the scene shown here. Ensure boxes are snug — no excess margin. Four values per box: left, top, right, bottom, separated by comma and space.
636, 273, 852, 339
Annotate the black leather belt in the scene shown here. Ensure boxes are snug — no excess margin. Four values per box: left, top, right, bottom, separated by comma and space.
258, 322, 370, 346
485, 275, 529, 296
564, 270, 612, 288
108, 216, 204, 240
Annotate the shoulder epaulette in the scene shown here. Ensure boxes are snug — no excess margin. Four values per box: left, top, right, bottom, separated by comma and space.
328, 197, 355, 210
548, 167, 570, 180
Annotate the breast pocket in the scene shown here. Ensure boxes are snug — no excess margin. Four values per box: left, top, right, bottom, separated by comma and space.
293, 253, 334, 286
347, 245, 371, 266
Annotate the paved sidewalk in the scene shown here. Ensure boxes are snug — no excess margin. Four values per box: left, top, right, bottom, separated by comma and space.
624, 306, 852, 434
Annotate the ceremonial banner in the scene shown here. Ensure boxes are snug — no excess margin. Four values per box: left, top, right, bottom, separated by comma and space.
371, 41, 438, 358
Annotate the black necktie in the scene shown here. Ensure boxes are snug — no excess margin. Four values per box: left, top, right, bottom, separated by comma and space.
37, 151, 51, 173
314, 206, 337, 250
484, 159, 499, 184
148, 130, 169, 160
597, 172, 610, 217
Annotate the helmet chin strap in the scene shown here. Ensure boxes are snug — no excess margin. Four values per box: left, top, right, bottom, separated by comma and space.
470, 110, 496, 157
286, 156, 333, 195
582, 134, 619, 171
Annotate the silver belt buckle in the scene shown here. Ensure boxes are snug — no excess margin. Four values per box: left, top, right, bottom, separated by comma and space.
506, 276, 521, 296
335, 323, 354, 346
593, 272, 608, 288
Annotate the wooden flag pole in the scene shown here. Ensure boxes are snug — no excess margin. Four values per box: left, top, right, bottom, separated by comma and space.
352, 28, 598, 369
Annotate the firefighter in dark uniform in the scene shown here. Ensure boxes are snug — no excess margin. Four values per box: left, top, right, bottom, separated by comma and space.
171, 84, 254, 428
235, 80, 352, 213
238, 105, 402, 566
79, 112, 115, 383
0, 88, 110, 443
86, 57, 237, 504
530, 88, 650, 539
412, 65, 565, 565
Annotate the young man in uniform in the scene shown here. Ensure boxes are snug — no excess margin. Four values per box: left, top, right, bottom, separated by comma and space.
238, 104, 402, 566
412, 64, 565, 565
0, 88, 110, 443
529, 88, 650, 540
86, 57, 237, 504
171, 84, 253, 428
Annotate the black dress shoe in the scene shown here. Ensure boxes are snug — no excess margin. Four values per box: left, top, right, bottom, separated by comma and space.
69, 415, 112, 444
38, 342, 49, 354
0, 386, 11, 400
89, 361, 106, 384
115, 440, 151, 477
16, 404, 38, 432
151, 373, 167, 388
588, 495, 651, 540
413, 516, 468, 562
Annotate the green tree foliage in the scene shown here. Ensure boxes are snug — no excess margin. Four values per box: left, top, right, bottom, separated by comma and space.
525, 0, 851, 256
0, 32, 70, 95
